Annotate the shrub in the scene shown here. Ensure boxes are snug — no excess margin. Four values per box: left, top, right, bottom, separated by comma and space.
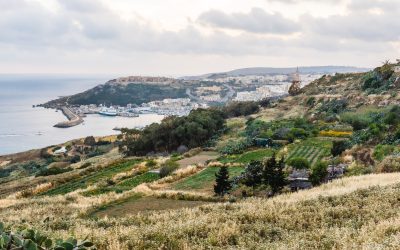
84, 136, 96, 146
286, 157, 310, 169
373, 144, 397, 161
35, 167, 73, 177
78, 162, 92, 169
219, 139, 252, 155
145, 159, 157, 168
376, 156, 400, 173
0, 222, 94, 249
318, 99, 348, 114
362, 63, 395, 93
306, 97, 316, 106
331, 140, 350, 157
69, 155, 81, 164
222, 101, 260, 118
309, 162, 328, 185
159, 160, 179, 178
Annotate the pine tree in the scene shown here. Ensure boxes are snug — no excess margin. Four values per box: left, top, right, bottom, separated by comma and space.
214, 166, 232, 196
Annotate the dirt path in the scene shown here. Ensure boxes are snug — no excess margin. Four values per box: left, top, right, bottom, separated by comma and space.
177, 151, 219, 168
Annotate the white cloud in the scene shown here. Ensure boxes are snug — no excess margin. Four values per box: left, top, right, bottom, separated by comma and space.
0, 0, 398, 74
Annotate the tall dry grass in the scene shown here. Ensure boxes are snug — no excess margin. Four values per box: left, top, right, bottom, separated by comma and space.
1, 173, 400, 249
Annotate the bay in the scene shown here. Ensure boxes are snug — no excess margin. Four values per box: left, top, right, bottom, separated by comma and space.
0, 75, 164, 155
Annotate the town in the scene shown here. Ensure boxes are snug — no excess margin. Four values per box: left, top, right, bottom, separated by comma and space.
67, 71, 323, 122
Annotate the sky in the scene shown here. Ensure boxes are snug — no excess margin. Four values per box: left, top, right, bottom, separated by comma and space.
0, 0, 399, 76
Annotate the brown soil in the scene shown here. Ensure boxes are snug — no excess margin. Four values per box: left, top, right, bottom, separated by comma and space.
177, 151, 219, 168
94, 197, 208, 218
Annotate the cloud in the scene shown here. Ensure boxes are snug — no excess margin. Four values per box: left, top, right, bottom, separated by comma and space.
198, 8, 300, 34
0, 0, 398, 74
303, 0, 400, 42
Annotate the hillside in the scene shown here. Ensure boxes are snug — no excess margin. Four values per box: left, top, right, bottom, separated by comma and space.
3, 62, 400, 249
43, 77, 189, 107
183, 66, 369, 80
1, 173, 400, 249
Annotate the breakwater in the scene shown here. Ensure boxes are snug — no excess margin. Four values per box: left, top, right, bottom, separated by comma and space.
54, 106, 83, 128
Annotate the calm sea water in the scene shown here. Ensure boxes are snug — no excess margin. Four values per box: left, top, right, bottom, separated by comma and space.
0, 75, 164, 155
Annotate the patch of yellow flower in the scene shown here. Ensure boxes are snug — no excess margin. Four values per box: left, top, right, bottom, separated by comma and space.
319, 130, 352, 137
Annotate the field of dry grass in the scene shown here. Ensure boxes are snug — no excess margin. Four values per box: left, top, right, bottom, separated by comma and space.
1, 173, 400, 249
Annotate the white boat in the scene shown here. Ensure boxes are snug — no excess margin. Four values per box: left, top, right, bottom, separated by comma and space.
98, 107, 117, 116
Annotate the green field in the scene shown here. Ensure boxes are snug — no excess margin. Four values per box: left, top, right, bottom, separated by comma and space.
173, 166, 244, 191
287, 138, 332, 165
41, 160, 140, 196
82, 172, 160, 197
218, 148, 275, 164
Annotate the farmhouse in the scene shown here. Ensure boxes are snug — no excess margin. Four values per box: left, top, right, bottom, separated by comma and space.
288, 169, 312, 191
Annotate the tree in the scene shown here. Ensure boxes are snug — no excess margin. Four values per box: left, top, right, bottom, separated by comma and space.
263, 154, 286, 195
84, 136, 96, 146
243, 161, 263, 188
309, 161, 328, 185
287, 157, 310, 169
331, 140, 349, 157
214, 166, 232, 196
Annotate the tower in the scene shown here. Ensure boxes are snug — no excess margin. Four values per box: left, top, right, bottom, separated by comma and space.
288, 67, 302, 96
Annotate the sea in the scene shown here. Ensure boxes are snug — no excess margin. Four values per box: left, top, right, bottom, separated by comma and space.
0, 74, 164, 156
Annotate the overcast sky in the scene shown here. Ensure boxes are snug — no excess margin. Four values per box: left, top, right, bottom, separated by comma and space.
0, 0, 399, 76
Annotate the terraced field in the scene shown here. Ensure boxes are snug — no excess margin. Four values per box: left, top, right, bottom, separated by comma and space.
287, 146, 329, 165
81, 172, 160, 196
286, 138, 332, 165
218, 148, 275, 164
41, 159, 140, 196
173, 166, 244, 191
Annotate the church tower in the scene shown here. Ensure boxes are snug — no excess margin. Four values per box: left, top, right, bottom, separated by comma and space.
288, 67, 302, 96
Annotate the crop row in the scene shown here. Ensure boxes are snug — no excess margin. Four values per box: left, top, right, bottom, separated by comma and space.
287, 146, 327, 165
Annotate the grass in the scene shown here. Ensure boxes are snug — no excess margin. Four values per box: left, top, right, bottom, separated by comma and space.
286, 138, 332, 165
81, 172, 160, 197
93, 197, 208, 218
2, 173, 400, 249
41, 159, 140, 196
218, 148, 275, 164
173, 166, 244, 191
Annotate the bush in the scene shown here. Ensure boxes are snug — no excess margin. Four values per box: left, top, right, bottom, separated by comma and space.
35, 167, 73, 177
373, 144, 397, 161
306, 97, 316, 106
159, 160, 179, 178
0, 222, 95, 249
286, 157, 310, 169
309, 162, 328, 185
222, 101, 260, 118
145, 159, 157, 168
362, 63, 395, 93
78, 162, 92, 169
84, 136, 96, 146
318, 99, 348, 114
376, 156, 400, 173
331, 140, 350, 156
219, 139, 252, 155
69, 155, 81, 164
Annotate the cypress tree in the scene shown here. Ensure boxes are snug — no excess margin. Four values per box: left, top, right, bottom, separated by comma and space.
214, 166, 232, 196
263, 154, 287, 195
